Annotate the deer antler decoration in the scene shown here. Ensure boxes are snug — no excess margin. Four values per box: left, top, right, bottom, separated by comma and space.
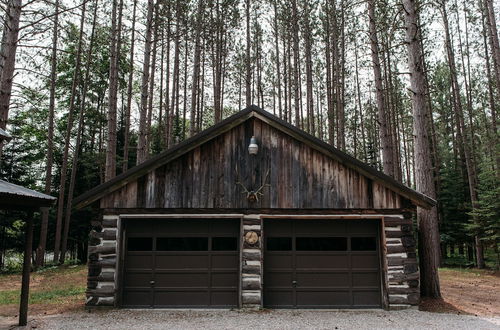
235, 167, 270, 203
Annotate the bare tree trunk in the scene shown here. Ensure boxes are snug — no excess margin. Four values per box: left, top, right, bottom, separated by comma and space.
303, 1, 314, 134
324, 0, 334, 145
137, 0, 154, 164
273, 0, 282, 119
105, 0, 123, 182
245, 0, 252, 107
368, 0, 395, 177
60, 0, 99, 263
190, 0, 204, 136
0, 0, 22, 156
53, 0, 87, 263
291, 0, 300, 128
35, 0, 58, 268
484, 0, 500, 102
122, 0, 137, 172
403, 0, 441, 298
146, 10, 158, 153
441, 0, 484, 268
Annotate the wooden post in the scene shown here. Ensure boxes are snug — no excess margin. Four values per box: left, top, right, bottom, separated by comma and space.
19, 211, 34, 326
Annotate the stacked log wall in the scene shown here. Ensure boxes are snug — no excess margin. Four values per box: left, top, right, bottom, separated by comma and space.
86, 215, 119, 306
383, 214, 420, 308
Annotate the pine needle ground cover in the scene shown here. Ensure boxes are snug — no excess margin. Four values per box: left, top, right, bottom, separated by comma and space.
0, 265, 86, 317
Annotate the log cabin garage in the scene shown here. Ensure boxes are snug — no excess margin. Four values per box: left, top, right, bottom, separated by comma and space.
74, 106, 435, 310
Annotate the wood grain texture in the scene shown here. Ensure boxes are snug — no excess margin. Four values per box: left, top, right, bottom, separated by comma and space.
102, 118, 403, 210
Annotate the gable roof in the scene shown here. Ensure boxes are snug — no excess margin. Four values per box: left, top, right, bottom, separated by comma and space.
73, 105, 436, 209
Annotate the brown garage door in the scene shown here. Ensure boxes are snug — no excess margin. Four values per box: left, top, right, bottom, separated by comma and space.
122, 218, 239, 308
264, 219, 382, 308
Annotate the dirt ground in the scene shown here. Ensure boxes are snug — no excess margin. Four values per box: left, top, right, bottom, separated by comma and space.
420, 268, 500, 316
0, 265, 86, 318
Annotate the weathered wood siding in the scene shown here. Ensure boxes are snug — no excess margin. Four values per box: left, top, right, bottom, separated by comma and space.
101, 118, 404, 209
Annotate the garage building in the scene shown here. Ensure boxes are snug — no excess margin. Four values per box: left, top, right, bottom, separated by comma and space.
74, 106, 435, 309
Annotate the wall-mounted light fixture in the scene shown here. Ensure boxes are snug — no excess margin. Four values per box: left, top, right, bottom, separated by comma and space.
248, 136, 258, 155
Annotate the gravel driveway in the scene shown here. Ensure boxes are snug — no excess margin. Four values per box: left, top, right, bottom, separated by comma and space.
27, 309, 500, 330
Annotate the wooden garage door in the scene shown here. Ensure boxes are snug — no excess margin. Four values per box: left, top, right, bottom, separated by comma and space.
122, 218, 239, 308
264, 219, 382, 308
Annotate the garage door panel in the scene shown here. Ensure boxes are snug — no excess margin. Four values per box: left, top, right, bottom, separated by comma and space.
264, 219, 382, 308
348, 221, 379, 234
352, 272, 380, 287
295, 254, 349, 268
153, 291, 210, 307
123, 218, 239, 308
122, 290, 151, 306
295, 221, 347, 234
264, 290, 293, 307
352, 290, 381, 306
351, 254, 379, 268
155, 220, 209, 234
211, 254, 239, 268
296, 272, 350, 287
123, 272, 151, 287
211, 272, 239, 287
125, 254, 153, 269
211, 220, 240, 234
210, 291, 238, 306
296, 290, 350, 307
265, 272, 293, 287
154, 273, 209, 287
265, 254, 293, 268
155, 255, 209, 269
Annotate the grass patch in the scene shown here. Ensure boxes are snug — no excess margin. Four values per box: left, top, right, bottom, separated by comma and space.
0, 286, 85, 305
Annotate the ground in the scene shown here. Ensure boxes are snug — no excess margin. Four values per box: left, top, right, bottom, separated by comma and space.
0, 266, 498, 329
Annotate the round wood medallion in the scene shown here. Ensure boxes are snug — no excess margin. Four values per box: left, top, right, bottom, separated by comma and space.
244, 231, 259, 245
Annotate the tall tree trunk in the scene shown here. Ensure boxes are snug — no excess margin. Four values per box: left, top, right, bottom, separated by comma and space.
35, 0, 59, 268
0, 0, 22, 156
245, 0, 251, 107
303, 1, 314, 134
403, 0, 441, 297
368, 0, 395, 177
291, 0, 301, 128
60, 0, 99, 263
53, 0, 86, 263
122, 0, 137, 172
441, 0, 484, 268
190, 0, 204, 136
484, 0, 500, 102
325, 0, 334, 145
273, 0, 282, 119
137, 0, 154, 164
105, 0, 123, 182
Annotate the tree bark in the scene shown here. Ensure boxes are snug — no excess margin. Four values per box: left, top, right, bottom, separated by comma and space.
105, 0, 123, 182
59, 0, 99, 264
190, 0, 204, 136
403, 0, 441, 297
137, 0, 154, 164
122, 0, 137, 172
35, 0, 59, 268
245, 0, 251, 107
0, 0, 22, 156
368, 0, 395, 178
53, 0, 86, 263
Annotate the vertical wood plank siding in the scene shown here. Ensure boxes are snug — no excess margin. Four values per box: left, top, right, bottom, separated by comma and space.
101, 118, 403, 209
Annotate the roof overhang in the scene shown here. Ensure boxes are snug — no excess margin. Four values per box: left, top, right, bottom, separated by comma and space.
0, 180, 57, 210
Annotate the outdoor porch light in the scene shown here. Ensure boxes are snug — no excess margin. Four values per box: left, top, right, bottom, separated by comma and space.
248, 136, 258, 155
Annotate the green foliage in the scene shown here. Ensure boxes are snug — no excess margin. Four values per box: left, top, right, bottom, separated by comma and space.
468, 159, 500, 265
